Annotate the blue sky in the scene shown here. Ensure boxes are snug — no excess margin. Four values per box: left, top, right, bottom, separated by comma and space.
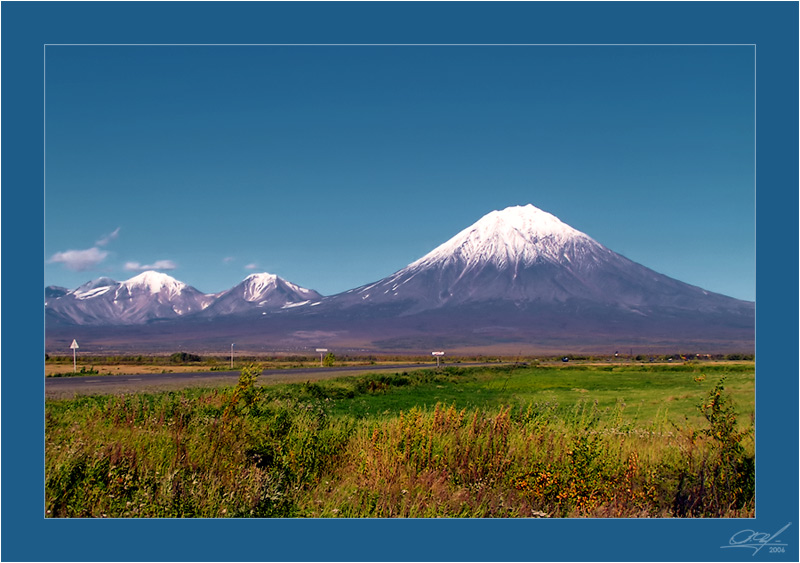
45, 45, 755, 300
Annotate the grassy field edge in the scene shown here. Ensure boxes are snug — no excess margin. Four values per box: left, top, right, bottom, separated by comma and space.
45, 363, 755, 518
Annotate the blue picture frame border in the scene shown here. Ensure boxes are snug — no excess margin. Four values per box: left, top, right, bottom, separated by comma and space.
2, 2, 797, 561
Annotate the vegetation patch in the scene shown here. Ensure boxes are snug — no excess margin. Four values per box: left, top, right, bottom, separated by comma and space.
46, 363, 754, 518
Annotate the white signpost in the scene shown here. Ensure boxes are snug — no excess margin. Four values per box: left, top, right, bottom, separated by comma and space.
316, 348, 328, 367
70, 339, 79, 372
432, 351, 445, 368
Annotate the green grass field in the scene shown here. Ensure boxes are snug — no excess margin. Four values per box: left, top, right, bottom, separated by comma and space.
306, 363, 754, 427
45, 362, 754, 518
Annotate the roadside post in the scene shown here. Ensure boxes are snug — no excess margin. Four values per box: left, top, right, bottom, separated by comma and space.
70, 339, 79, 372
432, 351, 445, 368
231, 343, 235, 369
316, 348, 328, 367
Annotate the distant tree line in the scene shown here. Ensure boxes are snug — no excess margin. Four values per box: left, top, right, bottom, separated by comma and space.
44, 351, 754, 365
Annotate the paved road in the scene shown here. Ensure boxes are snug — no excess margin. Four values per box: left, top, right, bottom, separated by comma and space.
45, 362, 505, 398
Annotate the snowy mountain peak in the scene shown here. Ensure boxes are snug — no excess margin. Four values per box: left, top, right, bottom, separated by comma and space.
193, 272, 322, 316
244, 272, 278, 285
122, 271, 187, 296
482, 204, 585, 239
408, 204, 597, 270
241, 273, 279, 301
238, 272, 321, 302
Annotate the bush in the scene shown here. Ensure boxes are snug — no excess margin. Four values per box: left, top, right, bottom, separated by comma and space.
169, 352, 202, 364
224, 363, 262, 417
698, 378, 754, 511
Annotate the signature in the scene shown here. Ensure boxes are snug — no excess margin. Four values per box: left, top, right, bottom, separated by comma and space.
722, 523, 791, 555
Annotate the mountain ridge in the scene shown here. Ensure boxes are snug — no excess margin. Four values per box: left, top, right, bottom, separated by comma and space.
46, 270, 322, 326
45, 204, 754, 354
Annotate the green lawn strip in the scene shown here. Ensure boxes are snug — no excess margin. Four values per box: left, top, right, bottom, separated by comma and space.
286, 364, 754, 429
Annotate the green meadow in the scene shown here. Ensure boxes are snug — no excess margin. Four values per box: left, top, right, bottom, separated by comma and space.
45, 362, 754, 518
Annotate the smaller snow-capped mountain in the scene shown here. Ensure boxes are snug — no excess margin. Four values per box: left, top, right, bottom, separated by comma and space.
200, 273, 322, 317
45, 271, 323, 325
70, 277, 118, 300
46, 271, 215, 325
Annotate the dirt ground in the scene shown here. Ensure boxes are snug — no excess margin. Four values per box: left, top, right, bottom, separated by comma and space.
44, 360, 425, 377
44, 364, 443, 399
44, 364, 227, 376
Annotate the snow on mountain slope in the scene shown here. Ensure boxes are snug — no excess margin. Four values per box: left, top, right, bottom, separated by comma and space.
408, 204, 597, 270
45, 271, 323, 325
119, 271, 190, 298
325, 204, 753, 316
200, 273, 322, 316
45, 204, 753, 352
238, 273, 319, 303
70, 277, 118, 298
46, 271, 215, 325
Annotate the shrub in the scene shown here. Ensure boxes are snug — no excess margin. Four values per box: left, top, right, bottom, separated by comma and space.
169, 352, 202, 364
698, 378, 754, 512
223, 363, 262, 418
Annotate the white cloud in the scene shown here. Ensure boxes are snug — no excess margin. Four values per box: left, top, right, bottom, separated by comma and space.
223, 256, 235, 264
49, 228, 120, 271
96, 227, 121, 247
244, 263, 258, 270
124, 260, 177, 272
49, 247, 109, 271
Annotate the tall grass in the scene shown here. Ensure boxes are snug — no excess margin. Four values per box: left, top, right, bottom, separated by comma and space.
299, 396, 753, 518
46, 365, 754, 518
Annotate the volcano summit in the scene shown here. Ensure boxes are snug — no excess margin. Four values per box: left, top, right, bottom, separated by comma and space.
45, 205, 754, 354
330, 204, 738, 312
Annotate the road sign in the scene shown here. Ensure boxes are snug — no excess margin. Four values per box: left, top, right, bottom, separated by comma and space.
432, 351, 445, 368
70, 340, 79, 372
316, 348, 328, 352
316, 348, 329, 367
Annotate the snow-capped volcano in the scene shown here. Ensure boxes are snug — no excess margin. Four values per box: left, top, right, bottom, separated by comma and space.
46, 271, 215, 325
408, 204, 596, 271
200, 273, 322, 316
324, 203, 754, 319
